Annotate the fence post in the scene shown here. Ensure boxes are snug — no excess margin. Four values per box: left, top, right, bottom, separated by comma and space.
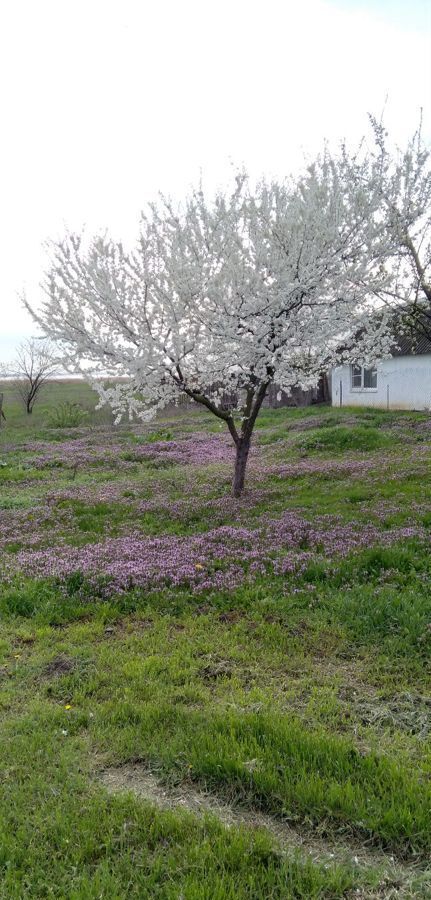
0, 393, 3, 428
339, 380, 343, 408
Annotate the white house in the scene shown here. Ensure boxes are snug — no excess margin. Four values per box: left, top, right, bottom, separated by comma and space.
332, 333, 431, 410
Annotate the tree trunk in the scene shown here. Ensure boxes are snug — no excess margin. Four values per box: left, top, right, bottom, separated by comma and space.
232, 437, 251, 497
26, 402, 32, 415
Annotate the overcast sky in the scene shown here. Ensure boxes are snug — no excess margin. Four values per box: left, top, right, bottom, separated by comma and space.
1, 0, 430, 362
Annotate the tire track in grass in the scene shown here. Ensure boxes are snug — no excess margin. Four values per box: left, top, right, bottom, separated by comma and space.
98, 765, 431, 898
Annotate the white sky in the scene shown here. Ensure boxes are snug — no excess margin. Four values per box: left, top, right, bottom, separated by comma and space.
1, 0, 430, 362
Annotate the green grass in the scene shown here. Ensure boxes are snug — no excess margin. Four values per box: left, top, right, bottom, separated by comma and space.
0, 720, 360, 899
1, 388, 431, 896
298, 425, 394, 454
94, 703, 431, 852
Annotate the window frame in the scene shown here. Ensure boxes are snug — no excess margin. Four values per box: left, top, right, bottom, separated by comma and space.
350, 364, 378, 392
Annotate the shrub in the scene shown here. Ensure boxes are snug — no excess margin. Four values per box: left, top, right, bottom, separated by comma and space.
144, 429, 173, 443
47, 402, 88, 428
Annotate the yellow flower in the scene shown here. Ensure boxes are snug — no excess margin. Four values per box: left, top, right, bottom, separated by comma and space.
64, 704, 72, 710
195, 563, 204, 570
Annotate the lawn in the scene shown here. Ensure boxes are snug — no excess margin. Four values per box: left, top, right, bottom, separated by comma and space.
0, 382, 430, 898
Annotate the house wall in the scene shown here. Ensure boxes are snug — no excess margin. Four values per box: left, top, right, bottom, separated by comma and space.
331, 355, 431, 410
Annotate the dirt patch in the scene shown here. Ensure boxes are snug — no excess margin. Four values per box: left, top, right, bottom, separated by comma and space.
103, 618, 154, 638
354, 692, 431, 739
14, 635, 36, 646
43, 654, 76, 677
98, 765, 429, 896
199, 659, 233, 680
195, 604, 213, 616
218, 610, 245, 624
133, 618, 154, 631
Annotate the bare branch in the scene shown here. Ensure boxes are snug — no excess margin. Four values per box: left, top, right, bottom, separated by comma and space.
9, 338, 58, 414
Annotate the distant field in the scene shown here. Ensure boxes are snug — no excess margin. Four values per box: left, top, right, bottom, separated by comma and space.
1, 387, 431, 898
0, 379, 112, 428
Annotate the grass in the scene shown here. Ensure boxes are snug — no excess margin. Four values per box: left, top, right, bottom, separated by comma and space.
0, 385, 431, 896
298, 425, 394, 453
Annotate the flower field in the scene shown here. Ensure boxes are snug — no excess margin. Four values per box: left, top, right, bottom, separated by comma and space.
1, 383, 431, 898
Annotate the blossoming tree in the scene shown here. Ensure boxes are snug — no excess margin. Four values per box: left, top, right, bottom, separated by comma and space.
28, 162, 393, 496
320, 117, 431, 365
361, 117, 431, 337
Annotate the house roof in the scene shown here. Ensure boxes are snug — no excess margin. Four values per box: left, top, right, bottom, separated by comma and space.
390, 311, 431, 356
391, 332, 431, 356
335, 307, 431, 361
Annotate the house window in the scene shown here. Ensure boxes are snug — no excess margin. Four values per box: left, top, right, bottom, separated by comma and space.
351, 365, 377, 390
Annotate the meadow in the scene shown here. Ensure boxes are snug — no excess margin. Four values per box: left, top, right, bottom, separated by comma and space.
0, 381, 431, 898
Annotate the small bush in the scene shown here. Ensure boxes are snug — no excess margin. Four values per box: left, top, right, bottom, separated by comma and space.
47, 402, 88, 428
144, 429, 173, 443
